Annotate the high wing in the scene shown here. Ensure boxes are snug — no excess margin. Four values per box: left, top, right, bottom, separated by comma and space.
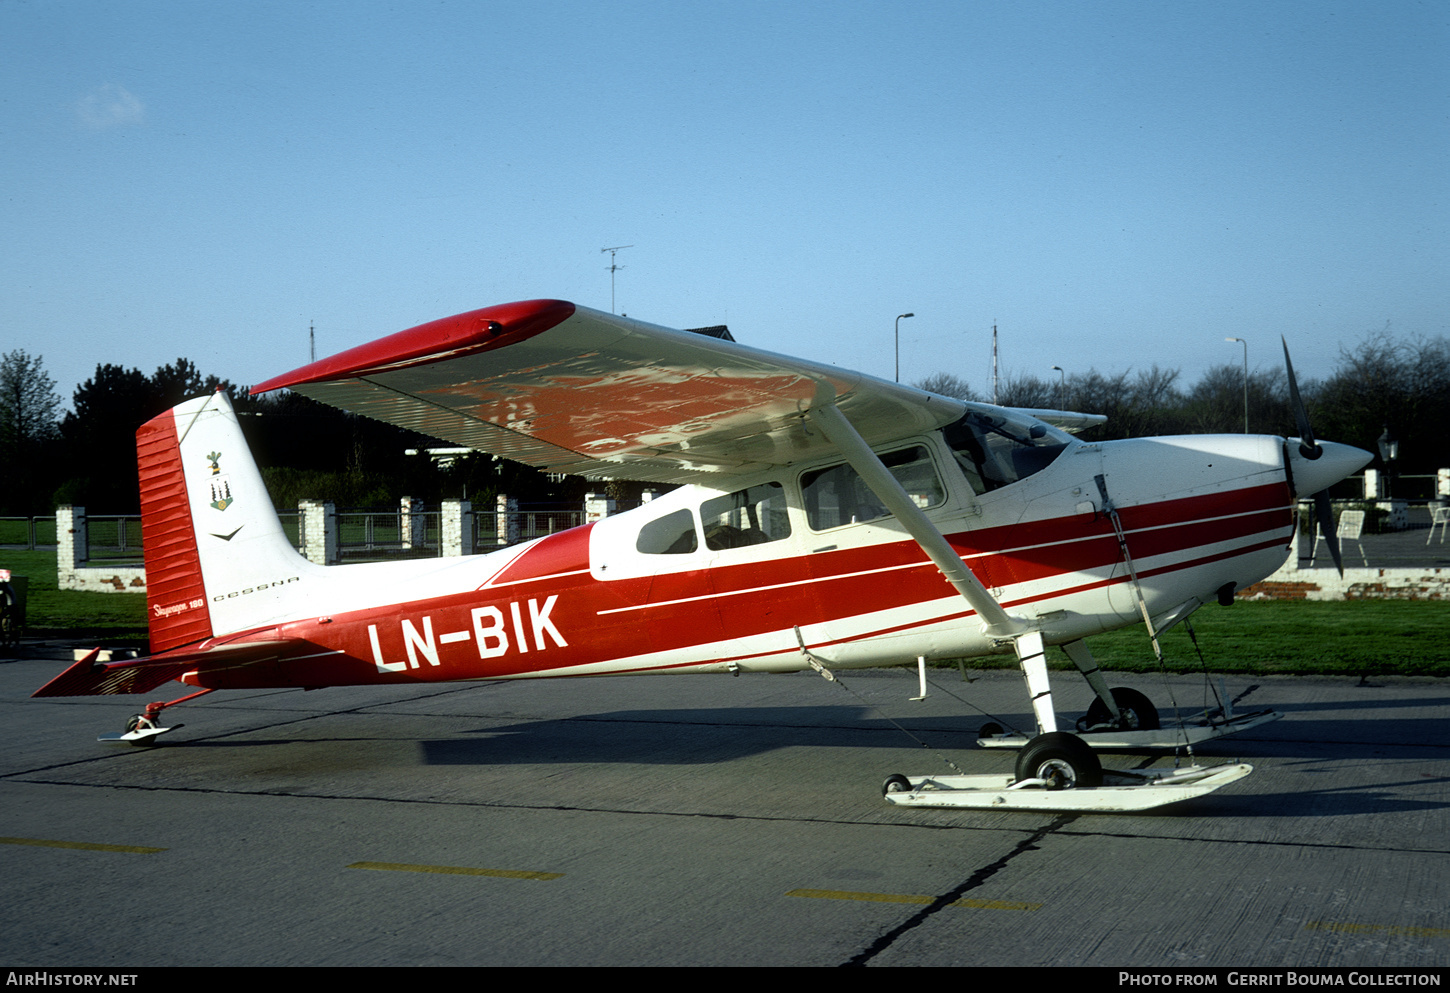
1009, 408, 1107, 434
250, 300, 969, 484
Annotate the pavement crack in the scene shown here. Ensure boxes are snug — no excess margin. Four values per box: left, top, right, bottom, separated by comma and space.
842, 812, 1080, 967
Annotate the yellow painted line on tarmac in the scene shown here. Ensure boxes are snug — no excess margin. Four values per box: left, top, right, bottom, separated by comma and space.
787, 888, 1040, 911
0, 836, 166, 854
1306, 921, 1450, 939
348, 861, 563, 880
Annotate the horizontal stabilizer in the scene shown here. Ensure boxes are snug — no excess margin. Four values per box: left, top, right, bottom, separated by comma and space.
32, 640, 298, 697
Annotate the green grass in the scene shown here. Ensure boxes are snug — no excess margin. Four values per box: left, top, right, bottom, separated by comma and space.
973, 599, 1450, 678
0, 549, 149, 644
3, 546, 1447, 676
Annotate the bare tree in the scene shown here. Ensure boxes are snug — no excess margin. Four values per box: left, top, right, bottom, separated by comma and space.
912, 372, 978, 401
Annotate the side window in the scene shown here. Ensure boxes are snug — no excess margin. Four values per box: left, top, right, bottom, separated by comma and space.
700, 482, 791, 550
802, 446, 944, 531
636, 509, 698, 554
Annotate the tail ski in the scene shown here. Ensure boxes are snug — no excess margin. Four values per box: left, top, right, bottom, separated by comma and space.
138, 391, 321, 651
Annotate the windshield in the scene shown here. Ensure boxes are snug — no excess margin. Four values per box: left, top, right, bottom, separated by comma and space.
942, 406, 1073, 494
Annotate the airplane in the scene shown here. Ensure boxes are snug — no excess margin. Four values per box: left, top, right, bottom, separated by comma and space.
33, 299, 1372, 811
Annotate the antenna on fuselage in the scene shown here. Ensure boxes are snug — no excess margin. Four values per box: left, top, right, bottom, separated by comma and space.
309, 322, 315, 363
601, 245, 634, 314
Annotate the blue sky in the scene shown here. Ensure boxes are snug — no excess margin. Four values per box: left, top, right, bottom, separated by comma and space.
4, 1, 1446, 410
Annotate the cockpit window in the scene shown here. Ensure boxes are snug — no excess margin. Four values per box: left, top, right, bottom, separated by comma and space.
700, 482, 791, 550
802, 445, 944, 531
942, 408, 1071, 494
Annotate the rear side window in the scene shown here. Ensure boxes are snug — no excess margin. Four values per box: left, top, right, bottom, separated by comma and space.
636, 509, 698, 554
700, 482, 791, 550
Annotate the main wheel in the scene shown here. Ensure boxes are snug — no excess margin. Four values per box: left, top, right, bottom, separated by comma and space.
1079, 687, 1159, 733
882, 774, 912, 796
1014, 732, 1102, 790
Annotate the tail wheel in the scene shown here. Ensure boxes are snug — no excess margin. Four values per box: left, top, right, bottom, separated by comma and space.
882, 774, 912, 796
1014, 731, 1102, 790
1079, 687, 1159, 733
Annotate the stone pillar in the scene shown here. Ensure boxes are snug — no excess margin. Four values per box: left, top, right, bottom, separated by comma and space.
1363, 469, 1381, 499
400, 496, 425, 550
442, 499, 473, 557
299, 500, 338, 565
496, 494, 519, 546
584, 492, 616, 524
57, 505, 86, 569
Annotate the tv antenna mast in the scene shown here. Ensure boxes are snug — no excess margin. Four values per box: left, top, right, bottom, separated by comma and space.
991, 322, 999, 405
601, 245, 634, 313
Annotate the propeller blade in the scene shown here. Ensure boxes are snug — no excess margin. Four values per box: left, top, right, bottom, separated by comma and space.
1316, 490, 1344, 576
1282, 336, 1320, 460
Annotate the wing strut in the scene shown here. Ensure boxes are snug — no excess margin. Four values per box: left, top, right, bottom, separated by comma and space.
808, 402, 1063, 730
807, 402, 1020, 637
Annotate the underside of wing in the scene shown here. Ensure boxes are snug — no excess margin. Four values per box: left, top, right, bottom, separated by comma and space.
251, 300, 967, 484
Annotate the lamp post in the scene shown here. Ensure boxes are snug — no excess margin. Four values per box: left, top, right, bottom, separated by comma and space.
1225, 337, 1248, 433
894, 313, 914, 383
1052, 365, 1065, 410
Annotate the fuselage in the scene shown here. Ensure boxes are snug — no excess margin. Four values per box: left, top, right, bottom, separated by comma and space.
177, 408, 1306, 692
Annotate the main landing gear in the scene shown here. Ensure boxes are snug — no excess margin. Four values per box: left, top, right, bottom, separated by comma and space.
878, 634, 1266, 813
99, 688, 213, 745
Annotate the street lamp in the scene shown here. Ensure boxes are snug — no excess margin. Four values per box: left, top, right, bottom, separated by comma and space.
1225, 337, 1248, 433
895, 313, 914, 383
1051, 366, 1065, 410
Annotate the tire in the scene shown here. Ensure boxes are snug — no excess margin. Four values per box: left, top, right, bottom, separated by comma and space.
882, 774, 912, 796
1079, 687, 1159, 733
1014, 732, 1102, 790
977, 722, 1004, 740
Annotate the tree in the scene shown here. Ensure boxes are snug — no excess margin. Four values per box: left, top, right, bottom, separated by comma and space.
0, 351, 62, 513
913, 373, 978, 401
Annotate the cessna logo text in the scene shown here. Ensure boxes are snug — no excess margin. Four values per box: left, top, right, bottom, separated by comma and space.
213, 577, 300, 601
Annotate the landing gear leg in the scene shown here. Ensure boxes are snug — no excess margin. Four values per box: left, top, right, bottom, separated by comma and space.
102, 688, 214, 745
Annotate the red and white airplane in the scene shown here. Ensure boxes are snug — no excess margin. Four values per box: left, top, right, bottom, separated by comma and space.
35, 300, 1371, 810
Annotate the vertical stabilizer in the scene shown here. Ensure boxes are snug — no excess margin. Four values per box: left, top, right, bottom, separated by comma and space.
137, 392, 318, 650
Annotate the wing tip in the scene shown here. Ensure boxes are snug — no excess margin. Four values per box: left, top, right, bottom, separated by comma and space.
251, 299, 577, 395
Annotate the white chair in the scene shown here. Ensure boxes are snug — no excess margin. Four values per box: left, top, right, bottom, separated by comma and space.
1313, 508, 1367, 568
1429, 505, 1450, 545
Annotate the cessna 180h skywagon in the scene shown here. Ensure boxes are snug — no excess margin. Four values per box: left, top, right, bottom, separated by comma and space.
35, 299, 1371, 812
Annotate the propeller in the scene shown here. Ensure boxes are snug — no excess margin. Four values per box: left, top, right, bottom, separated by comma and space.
1282, 337, 1363, 576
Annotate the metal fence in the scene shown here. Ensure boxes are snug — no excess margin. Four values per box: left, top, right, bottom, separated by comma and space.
83, 515, 145, 561
334, 508, 441, 561
0, 516, 56, 549
474, 509, 586, 550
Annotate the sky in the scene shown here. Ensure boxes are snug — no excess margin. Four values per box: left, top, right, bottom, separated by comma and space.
4, 0, 1447, 411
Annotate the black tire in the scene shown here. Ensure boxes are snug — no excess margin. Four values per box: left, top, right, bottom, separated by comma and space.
1079, 687, 1159, 733
977, 722, 1004, 740
1014, 731, 1102, 789
882, 774, 912, 796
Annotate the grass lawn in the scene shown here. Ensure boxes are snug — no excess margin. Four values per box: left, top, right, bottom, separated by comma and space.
1035, 599, 1450, 678
1, 549, 149, 644
3, 546, 1446, 676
